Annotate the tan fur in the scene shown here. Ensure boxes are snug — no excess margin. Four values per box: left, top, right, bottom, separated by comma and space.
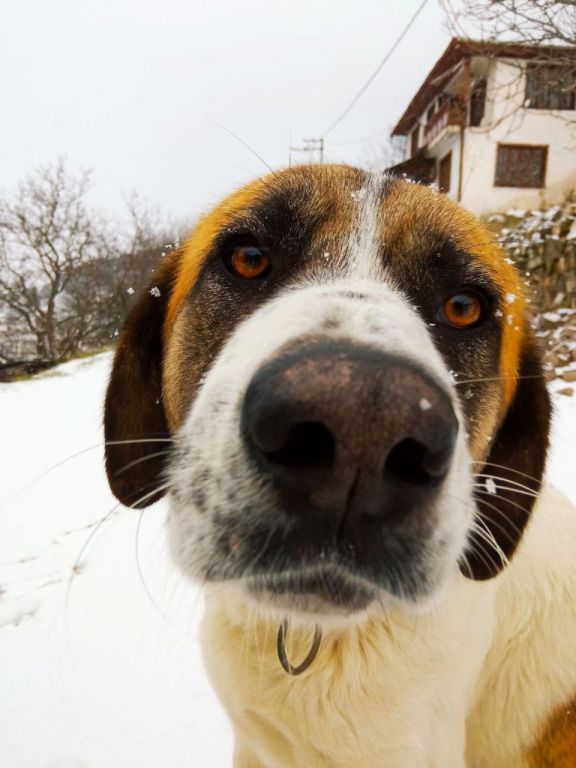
201, 486, 576, 767
105, 165, 572, 766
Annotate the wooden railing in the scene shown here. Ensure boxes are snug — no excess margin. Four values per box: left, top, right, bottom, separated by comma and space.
423, 98, 466, 146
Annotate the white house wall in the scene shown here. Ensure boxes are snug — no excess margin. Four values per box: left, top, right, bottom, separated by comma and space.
460, 59, 576, 215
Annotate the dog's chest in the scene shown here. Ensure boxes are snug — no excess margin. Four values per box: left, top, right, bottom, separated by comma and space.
201, 585, 495, 768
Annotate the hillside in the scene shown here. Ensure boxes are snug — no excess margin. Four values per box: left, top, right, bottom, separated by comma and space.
487, 198, 576, 396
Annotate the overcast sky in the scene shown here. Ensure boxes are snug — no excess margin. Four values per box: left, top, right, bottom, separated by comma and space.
1, 0, 452, 225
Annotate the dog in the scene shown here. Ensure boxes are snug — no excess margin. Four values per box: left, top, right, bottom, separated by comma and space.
104, 164, 576, 767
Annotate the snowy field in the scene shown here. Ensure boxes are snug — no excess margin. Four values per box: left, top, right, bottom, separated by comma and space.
1, 352, 575, 767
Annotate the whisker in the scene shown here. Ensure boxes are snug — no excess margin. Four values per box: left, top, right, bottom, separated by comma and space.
468, 540, 498, 571
472, 517, 509, 567
115, 450, 173, 477
470, 460, 542, 485
441, 490, 512, 573
474, 491, 528, 528
132, 506, 192, 634
473, 484, 538, 500
454, 374, 543, 386
474, 489, 531, 520
207, 116, 279, 178
465, 537, 499, 577
64, 508, 123, 620
64, 482, 170, 620
474, 502, 521, 549
106, 439, 173, 445
0, 437, 173, 513
458, 550, 474, 579
474, 473, 540, 496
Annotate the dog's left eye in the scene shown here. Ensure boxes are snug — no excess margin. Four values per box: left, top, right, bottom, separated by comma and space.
438, 291, 485, 329
226, 246, 271, 280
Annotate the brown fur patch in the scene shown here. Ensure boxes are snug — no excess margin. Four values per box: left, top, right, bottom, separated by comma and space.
528, 698, 576, 767
381, 180, 525, 415
104, 248, 181, 506
165, 176, 268, 335
164, 165, 364, 340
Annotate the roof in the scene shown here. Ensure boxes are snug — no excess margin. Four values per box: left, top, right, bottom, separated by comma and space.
386, 150, 436, 184
391, 37, 576, 136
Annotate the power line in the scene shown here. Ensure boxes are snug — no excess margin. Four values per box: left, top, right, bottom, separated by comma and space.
322, 0, 431, 138
207, 116, 279, 178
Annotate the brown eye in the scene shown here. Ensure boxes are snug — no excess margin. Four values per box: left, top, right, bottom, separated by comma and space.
440, 292, 484, 329
228, 246, 271, 280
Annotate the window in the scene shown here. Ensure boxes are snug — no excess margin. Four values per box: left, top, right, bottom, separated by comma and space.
410, 126, 419, 157
525, 65, 575, 110
469, 79, 486, 127
427, 103, 436, 121
495, 144, 547, 188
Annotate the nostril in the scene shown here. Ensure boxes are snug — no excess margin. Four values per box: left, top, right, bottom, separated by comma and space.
385, 438, 449, 485
262, 421, 335, 469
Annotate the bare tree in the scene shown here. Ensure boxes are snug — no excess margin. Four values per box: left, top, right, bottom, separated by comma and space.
0, 159, 109, 363
442, 1, 576, 47
110, 193, 175, 321
0, 160, 183, 372
437, 1, 576, 148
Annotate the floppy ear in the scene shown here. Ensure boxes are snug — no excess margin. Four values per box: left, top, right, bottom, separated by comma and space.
104, 251, 181, 508
462, 335, 552, 580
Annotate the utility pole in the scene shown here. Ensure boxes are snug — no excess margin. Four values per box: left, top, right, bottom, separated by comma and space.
288, 137, 324, 166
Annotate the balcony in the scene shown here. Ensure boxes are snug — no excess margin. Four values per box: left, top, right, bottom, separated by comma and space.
423, 98, 466, 146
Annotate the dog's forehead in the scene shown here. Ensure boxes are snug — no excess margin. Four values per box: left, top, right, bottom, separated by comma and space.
165, 164, 526, 409
170, 162, 522, 286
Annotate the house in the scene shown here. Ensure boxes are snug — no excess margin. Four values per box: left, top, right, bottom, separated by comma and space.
389, 38, 576, 215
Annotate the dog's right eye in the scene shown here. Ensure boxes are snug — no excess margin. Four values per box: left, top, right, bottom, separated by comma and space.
226, 246, 271, 280
438, 291, 485, 329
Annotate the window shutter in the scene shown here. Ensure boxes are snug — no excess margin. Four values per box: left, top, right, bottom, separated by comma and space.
495, 145, 548, 188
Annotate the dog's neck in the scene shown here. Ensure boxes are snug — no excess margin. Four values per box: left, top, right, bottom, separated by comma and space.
200, 578, 498, 767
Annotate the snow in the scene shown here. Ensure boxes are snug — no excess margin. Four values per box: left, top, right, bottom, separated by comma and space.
0, 353, 232, 767
350, 188, 368, 202
1, 353, 576, 767
543, 311, 562, 323
484, 477, 497, 496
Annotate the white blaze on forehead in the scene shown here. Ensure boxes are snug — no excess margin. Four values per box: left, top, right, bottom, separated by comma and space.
346, 172, 387, 281
185, 278, 458, 428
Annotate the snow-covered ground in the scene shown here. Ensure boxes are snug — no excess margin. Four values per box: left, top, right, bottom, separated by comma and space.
0, 354, 231, 768
1, 353, 575, 767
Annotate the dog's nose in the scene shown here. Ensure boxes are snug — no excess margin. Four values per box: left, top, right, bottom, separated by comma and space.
241, 342, 458, 527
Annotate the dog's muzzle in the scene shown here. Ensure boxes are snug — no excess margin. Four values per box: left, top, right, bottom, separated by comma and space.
242, 341, 458, 532
238, 340, 460, 610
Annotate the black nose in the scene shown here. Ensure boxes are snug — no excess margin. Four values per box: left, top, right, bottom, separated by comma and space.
241, 341, 458, 529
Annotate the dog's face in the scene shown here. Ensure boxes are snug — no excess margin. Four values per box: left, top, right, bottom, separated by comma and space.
104, 164, 550, 620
